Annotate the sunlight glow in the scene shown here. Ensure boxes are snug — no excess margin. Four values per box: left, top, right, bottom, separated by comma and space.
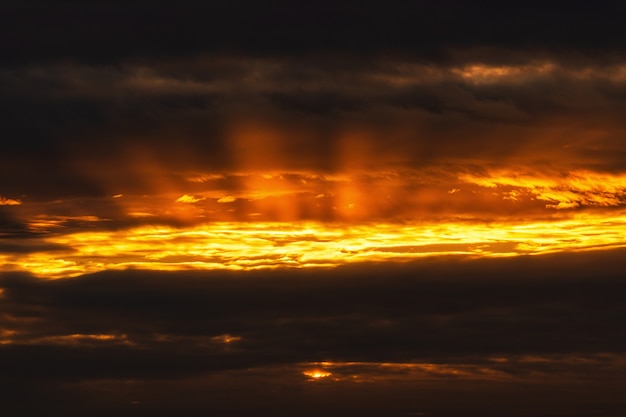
3, 209, 626, 278
211, 334, 242, 344
176, 194, 205, 203
0, 332, 132, 346
303, 369, 333, 380
0, 196, 21, 205
296, 355, 626, 383
452, 62, 555, 83
300, 361, 509, 382
3, 168, 626, 279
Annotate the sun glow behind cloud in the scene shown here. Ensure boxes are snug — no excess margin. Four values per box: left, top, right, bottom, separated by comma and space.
300, 361, 510, 383
3, 210, 626, 278
2, 167, 626, 278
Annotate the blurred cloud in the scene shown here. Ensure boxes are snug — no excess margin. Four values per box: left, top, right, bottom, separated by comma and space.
0, 196, 21, 206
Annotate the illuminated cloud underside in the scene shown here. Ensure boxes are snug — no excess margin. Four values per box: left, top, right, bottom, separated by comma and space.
3, 211, 625, 278
3, 168, 626, 278
3, 59, 626, 278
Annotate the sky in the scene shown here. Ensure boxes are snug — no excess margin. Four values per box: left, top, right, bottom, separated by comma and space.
2, 1, 626, 416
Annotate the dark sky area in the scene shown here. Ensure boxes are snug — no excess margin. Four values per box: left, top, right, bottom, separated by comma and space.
3, 1, 626, 198
2, 2, 626, 416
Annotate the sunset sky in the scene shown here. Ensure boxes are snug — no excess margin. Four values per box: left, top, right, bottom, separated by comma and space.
2, 1, 626, 416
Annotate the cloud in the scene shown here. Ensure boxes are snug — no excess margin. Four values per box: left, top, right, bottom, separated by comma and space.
460, 170, 626, 209
175, 194, 205, 204
3, 4, 626, 416
0, 196, 21, 206
2, 250, 626, 415
3, 209, 626, 278
3, 56, 626, 203
216, 196, 236, 203
4, 357, 626, 417
0, 207, 32, 239
0, 240, 71, 255
2, 249, 626, 355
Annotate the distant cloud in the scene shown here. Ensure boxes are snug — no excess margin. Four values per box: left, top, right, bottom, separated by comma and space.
0, 196, 21, 205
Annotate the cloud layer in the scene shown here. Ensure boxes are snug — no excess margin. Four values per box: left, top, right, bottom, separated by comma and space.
2, 250, 626, 415
3, 3, 626, 416
2, 57, 626, 216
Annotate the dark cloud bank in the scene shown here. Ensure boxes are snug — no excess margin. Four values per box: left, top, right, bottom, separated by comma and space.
2, 1, 626, 202
2, 250, 626, 416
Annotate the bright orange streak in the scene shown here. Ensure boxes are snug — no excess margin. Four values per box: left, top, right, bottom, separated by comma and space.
211, 334, 242, 344
0, 196, 22, 205
300, 361, 508, 382
0, 328, 17, 345
176, 194, 205, 203
0, 332, 131, 346
2, 209, 626, 278
452, 62, 555, 84
303, 369, 332, 380
298, 355, 626, 383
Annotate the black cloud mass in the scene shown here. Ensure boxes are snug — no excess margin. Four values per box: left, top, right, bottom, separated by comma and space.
3, 251, 626, 416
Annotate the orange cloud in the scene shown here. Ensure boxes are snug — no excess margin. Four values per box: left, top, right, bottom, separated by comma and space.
0, 196, 21, 205
176, 194, 206, 203
460, 170, 626, 209
4, 209, 626, 279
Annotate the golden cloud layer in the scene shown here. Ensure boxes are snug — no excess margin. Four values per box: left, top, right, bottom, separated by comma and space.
3, 210, 626, 278
2, 167, 625, 278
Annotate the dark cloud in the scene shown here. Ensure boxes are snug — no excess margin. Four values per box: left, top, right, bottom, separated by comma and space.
0, 240, 70, 254
5, 363, 624, 417
2, 2, 626, 193
2, 250, 626, 415
2, 250, 626, 366
0, 208, 28, 237
3, 57, 626, 202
